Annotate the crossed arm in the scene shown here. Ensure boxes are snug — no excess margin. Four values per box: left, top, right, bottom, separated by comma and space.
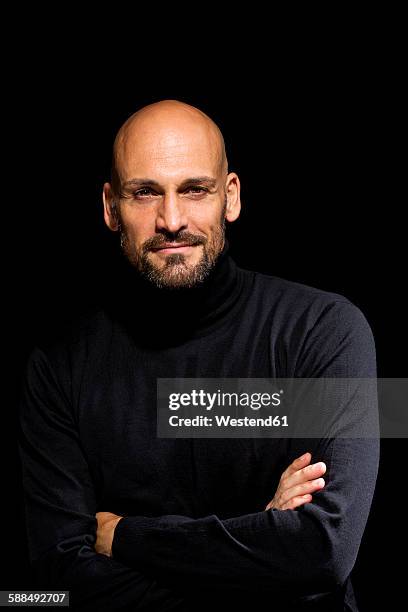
91, 436, 376, 601
95, 452, 327, 557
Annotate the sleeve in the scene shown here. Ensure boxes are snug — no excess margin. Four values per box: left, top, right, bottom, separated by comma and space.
18, 347, 186, 612
111, 300, 380, 599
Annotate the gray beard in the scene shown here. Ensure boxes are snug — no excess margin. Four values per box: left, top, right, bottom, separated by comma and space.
118, 203, 227, 290
139, 246, 218, 289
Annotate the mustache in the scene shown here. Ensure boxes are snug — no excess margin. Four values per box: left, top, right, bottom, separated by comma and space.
142, 232, 207, 254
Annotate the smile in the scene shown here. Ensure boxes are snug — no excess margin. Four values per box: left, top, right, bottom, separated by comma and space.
151, 244, 197, 254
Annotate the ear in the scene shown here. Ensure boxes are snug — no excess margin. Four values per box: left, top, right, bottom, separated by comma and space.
103, 183, 120, 231
224, 173, 241, 223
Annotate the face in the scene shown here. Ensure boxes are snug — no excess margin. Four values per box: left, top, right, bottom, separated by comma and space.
103, 114, 240, 289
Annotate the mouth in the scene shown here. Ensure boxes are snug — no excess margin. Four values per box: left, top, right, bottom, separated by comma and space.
151, 243, 199, 254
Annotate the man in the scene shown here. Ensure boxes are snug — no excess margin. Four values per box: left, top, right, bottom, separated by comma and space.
18, 100, 379, 611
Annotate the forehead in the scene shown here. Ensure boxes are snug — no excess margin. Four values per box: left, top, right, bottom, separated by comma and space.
116, 121, 221, 181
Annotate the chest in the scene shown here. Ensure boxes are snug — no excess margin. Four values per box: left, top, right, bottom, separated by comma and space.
77, 324, 287, 516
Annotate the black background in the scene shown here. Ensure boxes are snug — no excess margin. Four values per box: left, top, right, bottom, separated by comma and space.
4, 42, 405, 611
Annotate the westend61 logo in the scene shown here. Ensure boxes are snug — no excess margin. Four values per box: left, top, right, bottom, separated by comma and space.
168, 389, 283, 411
157, 377, 389, 439
157, 380, 290, 437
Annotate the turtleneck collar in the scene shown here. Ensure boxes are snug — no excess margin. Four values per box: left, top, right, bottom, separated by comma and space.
105, 238, 245, 347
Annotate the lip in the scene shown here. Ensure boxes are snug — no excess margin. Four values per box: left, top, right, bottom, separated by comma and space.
152, 244, 197, 254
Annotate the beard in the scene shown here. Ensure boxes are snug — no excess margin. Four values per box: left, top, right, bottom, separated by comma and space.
117, 199, 227, 289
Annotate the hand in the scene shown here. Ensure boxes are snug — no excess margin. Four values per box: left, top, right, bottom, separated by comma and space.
264, 452, 326, 511
95, 511, 123, 557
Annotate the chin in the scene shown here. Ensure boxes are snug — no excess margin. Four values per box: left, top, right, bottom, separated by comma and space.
141, 254, 213, 290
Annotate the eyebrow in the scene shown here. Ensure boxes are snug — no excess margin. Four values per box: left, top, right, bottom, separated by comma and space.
122, 176, 217, 189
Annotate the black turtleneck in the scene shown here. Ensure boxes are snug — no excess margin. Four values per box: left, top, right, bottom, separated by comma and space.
18, 240, 379, 612
104, 239, 247, 347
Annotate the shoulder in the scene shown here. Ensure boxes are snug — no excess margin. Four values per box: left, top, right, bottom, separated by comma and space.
23, 307, 113, 377
248, 268, 351, 309
242, 267, 372, 332
238, 267, 376, 376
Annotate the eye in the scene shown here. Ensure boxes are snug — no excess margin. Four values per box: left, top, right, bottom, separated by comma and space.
186, 186, 207, 194
133, 188, 154, 197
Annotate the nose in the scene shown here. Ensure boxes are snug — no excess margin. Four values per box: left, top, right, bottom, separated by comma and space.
155, 191, 188, 234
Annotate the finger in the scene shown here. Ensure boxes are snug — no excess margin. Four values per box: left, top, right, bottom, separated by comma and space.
283, 461, 327, 490
279, 478, 325, 505
282, 452, 312, 479
281, 493, 312, 510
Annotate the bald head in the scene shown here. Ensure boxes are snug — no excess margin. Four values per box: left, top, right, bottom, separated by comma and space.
111, 99, 228, 197
103, 99, 241, 289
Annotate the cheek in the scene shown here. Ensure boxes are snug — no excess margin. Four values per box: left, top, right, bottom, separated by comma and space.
122, 211, 155, 243
186, 203, 223, 233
